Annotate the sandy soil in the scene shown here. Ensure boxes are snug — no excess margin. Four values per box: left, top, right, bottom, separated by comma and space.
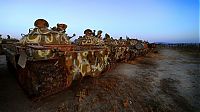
0, 48, 199, 112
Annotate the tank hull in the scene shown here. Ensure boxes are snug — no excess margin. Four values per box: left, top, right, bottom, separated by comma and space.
4, 44, 110, 99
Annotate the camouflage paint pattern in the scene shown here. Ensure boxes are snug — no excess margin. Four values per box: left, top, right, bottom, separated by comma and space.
20, 28, 71, 45
64, 49, 110, 78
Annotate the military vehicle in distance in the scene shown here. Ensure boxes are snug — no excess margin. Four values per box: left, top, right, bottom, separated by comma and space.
0, 35, 19, 54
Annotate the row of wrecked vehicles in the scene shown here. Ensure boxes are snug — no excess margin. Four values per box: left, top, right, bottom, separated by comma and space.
2, 19, 156, 100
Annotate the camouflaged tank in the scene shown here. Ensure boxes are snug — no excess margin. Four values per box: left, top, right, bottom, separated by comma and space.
73, 29, 110, 77
126, 38, 150, 57
4, 19, 110, 99
4, 19, 154, 99
104, 35, 151, 62
104, 35, 134, 62
0, 35, 19, 55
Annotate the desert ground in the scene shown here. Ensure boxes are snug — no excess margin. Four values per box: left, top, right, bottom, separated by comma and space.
0, 47, 199, 112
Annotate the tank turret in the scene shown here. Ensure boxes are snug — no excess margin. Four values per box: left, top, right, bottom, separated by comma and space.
20, 19, 71, 45
96, 30, 103, 39
76, 29, 104, 46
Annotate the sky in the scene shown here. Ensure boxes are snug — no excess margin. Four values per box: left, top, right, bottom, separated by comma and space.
0, 0, 199, 43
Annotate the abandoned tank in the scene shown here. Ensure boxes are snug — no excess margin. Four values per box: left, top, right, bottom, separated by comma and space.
4, 19, 155, 100
0, 35, 19, 54
4, 19, 110, 99
103, 35, 151, 63
128, 39, 150, 58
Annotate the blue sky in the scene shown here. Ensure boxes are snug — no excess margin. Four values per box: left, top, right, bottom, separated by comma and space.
0, 0, 199, 43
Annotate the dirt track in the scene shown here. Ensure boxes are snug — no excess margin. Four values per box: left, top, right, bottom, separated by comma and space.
0, 48, 199, 112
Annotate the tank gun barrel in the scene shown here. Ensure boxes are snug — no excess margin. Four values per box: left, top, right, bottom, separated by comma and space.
68, 33, 76, 39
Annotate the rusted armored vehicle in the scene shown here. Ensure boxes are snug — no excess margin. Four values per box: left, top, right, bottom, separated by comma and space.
105, 36, 153, 63
4, 19, 154, 99
4, 19, 110, 99
127, 39, 150, 56
103, 34, 130, 63
74, 29, 110, 75
104, 35, 150, 62
0, 35, 19, 54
